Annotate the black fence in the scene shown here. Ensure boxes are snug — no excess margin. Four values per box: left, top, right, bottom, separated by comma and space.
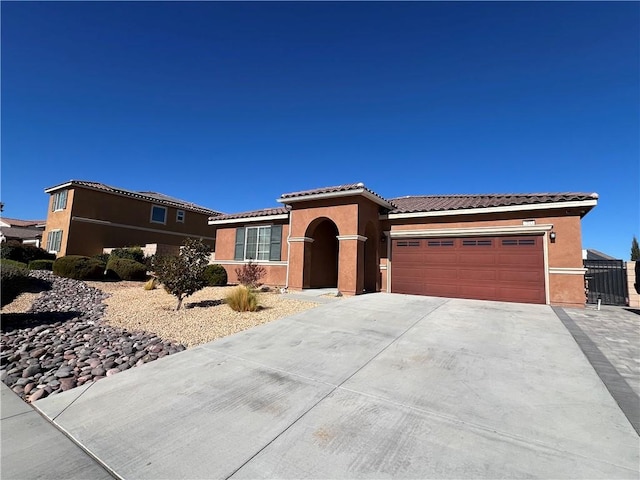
584, 260, 628, 306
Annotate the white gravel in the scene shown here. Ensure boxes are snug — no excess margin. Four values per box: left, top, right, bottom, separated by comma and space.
84, 282, 319, 347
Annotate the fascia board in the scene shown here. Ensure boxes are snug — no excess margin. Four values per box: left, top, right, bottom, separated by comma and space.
208, 214, 289, 225
278, 189, 394, 209
381, 199, 598, 220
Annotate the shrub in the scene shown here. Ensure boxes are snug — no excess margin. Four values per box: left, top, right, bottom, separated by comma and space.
92, 253, 111, 264
144, 277, 158, 290
225, 285, 259, 312
28, 259, 54, 271
1, 258, 28, 269
105, 257, 148, 281
53, 255, 105, 280
235, 261, 266, 288
0, 240, 55, 264
1, 262, 29, 307
155, 238, 210, 310
109, 246, 145, 264
203, 264, 228, 286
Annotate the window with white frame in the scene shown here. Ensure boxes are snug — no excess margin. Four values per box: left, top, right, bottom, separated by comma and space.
150, 205, 167, 224
46, 230, 63, 253
176, 209, 185, 223
234, 225, 282, 261
51, 190, 68, 211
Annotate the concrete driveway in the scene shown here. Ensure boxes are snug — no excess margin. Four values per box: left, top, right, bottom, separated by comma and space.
27, 294, 640, 479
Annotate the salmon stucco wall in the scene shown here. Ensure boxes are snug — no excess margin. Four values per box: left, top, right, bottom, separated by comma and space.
43, 187, 215, 256
212, 222, 289, 288
42, 189, 75, 256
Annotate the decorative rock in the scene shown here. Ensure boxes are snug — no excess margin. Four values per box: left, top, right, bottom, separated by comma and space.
22, 365, 41, 377
59, 377, 77, 391
1, 271, 186, 403
29, 388, 47, 402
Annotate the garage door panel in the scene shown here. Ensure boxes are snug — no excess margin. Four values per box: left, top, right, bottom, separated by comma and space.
391, 235, 545, 304
458, 269, 497, 281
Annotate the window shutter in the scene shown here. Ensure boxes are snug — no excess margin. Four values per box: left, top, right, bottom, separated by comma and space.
269, 225, 282, 261
234, 227, 245, 260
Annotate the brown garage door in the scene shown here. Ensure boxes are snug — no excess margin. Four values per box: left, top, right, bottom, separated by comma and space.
391, 236, 545, 304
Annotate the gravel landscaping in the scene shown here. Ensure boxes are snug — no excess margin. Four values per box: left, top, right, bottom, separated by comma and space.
1, 271, 319, 403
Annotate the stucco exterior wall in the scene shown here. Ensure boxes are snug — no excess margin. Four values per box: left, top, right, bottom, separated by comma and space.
42, 189, 75, 255
212, 222, 289, 288
43, 187, 215, 256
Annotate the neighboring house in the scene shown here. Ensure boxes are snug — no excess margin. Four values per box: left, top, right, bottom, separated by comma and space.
582, 248, 618, 261
209, 183, 598, 308
0, 217, 46, 247
42, 180, 222, 257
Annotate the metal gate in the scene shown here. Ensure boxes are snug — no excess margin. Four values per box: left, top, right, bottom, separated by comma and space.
584, 260, 628, 306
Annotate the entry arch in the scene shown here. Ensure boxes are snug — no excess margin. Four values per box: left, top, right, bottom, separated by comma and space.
303, 217, 339, 288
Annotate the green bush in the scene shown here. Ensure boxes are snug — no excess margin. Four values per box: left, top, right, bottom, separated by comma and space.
1, 258, 28, 269
28, 259, 54, 271
92, 253, 111, 264
225, 285, 259, 312
109, 246, 145, 264
105, 257, 148, 281
203, 264, 228, 286
53, 255, 105, 280
0, 240, 55, 264
1, 262, 29, 307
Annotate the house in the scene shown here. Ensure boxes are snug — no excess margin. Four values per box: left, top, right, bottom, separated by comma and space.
209, 183, 598, 308
42, 180, 222, 257
582, 248, 618, 261
0, 218, 46, 247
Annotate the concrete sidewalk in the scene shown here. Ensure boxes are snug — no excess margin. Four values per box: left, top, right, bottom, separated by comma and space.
8, 294, 640, 479
1, 382, 114, 479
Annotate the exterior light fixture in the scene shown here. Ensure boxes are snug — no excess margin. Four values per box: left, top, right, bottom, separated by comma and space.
549, 231, 557, 242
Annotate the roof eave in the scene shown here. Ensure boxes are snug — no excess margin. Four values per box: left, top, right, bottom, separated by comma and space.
208, 213, 290, 225
382, 199, 599, 220
278, 188, 394, 209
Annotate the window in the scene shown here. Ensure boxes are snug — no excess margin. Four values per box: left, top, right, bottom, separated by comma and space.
150, 205, 167, 224
502, 238, 536, 246
462, 239, 493, 246
46, 230, 63, 253
51, 190, 68, 211
176, 210, 185, 223
234, 225, 282, 261
397, 240, 421, 247
427, 240, 454, 247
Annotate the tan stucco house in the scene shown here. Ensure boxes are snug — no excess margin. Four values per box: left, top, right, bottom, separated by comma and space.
43, 180, 221, 257
209, 183, 598, 308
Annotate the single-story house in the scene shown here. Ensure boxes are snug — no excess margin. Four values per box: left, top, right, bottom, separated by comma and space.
209, 183, 598, 308
0, 218, 46, 247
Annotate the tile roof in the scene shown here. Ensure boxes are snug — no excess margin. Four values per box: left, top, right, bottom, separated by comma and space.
209, 207, 290, 222
0, 218, 46, 227
388, 192, 599, 214
46, 180, 223, 216
279, 182, 394, 207
0, 226, 44, 240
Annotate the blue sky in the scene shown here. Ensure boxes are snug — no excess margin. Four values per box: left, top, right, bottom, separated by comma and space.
2, 2, 638, 259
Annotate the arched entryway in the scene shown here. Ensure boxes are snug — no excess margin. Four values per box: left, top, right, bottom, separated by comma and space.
363, 221, 378, 292
304, 218, 339, 288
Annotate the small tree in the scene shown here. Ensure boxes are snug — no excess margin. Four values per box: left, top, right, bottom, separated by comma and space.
235, 260, 266, 288
631, 236, 640, 261
155, 238, 210, 310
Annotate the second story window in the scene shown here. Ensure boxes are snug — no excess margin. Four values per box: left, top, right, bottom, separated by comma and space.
176, 210, 185, 223
51, 190, 68, 211
150, 205, 167, 224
